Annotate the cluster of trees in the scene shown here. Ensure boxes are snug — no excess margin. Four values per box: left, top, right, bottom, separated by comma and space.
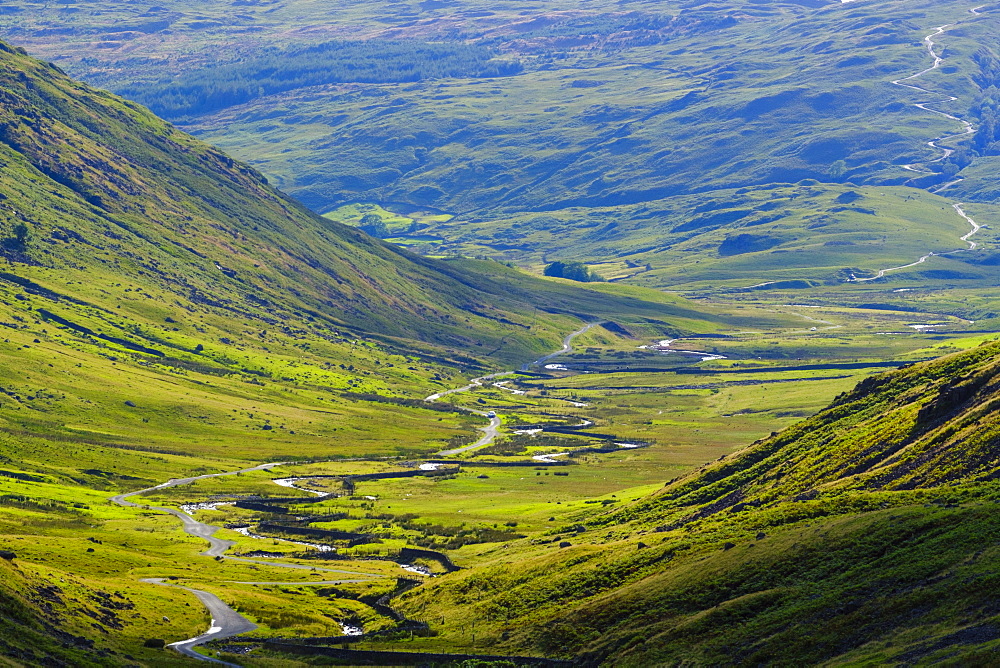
358, 213, 389, 238
970, 91, 1000, 154
948, 50, 1000, 171
11, 222, 28, 246
543, 261, 603, 282
123, 40, 524, 119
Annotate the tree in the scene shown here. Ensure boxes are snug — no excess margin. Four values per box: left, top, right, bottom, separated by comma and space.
543, 261, 603, 282
359, 213, 389, 238
12, 222, 29, 246
543, 261, 566, 278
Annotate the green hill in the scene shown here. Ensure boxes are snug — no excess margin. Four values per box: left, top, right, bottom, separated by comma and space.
402, 340, 1000, 664
3, 0, 1000, 339
3, 0, 996, 285
0, 40, 750, 366
0, 39, 787, 468
0, 40, 801, 665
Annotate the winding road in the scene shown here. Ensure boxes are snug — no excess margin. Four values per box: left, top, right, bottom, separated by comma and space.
112, 463, 286, 558
892, 22, 976, 187
850, 203, 981, 283
112, 463, 382, 662
114, 320, 602, 660
846, 7, 986, 282
140, 579, 255, 667
430, 322, 602, 456
520, 323, 602, 372
436, 413, 504, 456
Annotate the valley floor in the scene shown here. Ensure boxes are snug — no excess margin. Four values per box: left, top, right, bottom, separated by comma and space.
18, 300, 986, 665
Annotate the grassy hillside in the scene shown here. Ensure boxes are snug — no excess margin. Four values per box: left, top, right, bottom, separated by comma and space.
0, 38, 823, 665
2, 0, 958, 207
0, 40, 753, 367
3, 0, 996, 285
392, 340, 1000, 665
0, 38, 797, 468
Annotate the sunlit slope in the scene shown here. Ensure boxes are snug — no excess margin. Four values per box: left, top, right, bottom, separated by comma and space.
613, 341, 1000, 524
400, 340, 1000, 665
0, 494, 212, 666
409, 184, 989, 290
0, 41, 748, 369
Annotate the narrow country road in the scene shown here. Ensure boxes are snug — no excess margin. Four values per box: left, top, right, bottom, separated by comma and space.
729, 7, 986, 292
424, 371, 515, 402
521, 322, 602, 372
851, 203, 981, 282
111, 463, 287, 557
113, 463, 383, 662
892, 22, 976, 184
899, 6, 984, 194
436, 413, 503, 456
114, 321, 603, 661
140, 578, 256, 667
431, 321, 602, 455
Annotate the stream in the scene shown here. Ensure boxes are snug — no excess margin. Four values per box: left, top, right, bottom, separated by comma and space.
112, 322, 603, 662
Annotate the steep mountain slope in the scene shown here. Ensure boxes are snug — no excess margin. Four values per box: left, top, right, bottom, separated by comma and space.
0, 40, 746, 367
0, 39, 797, 470
3, 0, 995, 287
401, 339, 1000, 665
